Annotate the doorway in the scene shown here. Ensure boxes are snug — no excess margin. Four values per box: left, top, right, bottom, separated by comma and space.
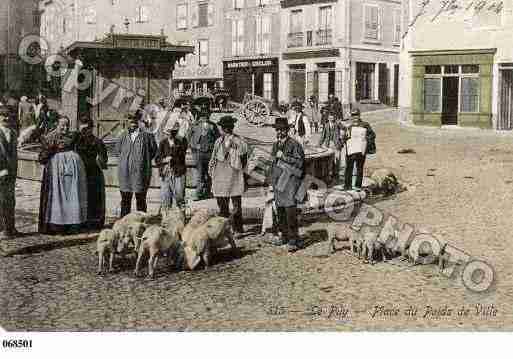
378, 63, 388, 104
498, 69, 513, 130
442, 77, 459, 125
393, 64, 399, 107
356, 62, 374, 101
289, 64, 306, 102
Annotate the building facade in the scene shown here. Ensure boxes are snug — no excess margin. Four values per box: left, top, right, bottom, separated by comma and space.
171, 0, 225, 95
0, 0, 39, 95
222, 0, 282, 104
399, 0, 513, 129
38, 0, 193, 128
279, 0, 401, 110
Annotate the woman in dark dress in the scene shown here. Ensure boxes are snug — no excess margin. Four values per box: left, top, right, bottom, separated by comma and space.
76, 116, 108, 230
38, 116, 88, 235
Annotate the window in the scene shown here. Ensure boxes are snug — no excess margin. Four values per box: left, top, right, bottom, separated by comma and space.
259, 0, 270, 5
363, 4, 381, 41
177, 4, 187, 29
256, 15, 271, 55
290, 10, 302, 33
199, 39, 209, 66
194, 2, 213, 27
63, 18, 66, 33
85, 7, 96, 24
234, 0, 244, 9
263, 73, 273, 100
424, 78, 441, 112
318, 6, 332, 45
462, 65, 479, 74
232, 19, 244, 56
33, 11, 41, 28
425, 65, 441, 74
444, 65, 459, 74
393, 9, 401, 43
319, 6, 332, 30
136, 5, 149, 23
461, 78, 479, 112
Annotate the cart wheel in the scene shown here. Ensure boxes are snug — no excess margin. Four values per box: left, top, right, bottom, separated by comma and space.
243, 99, 269, 126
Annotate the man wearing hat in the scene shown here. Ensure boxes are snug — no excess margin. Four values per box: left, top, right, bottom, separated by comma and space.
0, 105, 20, 239
155, 122, 188, 210
291, 102, 311, 147
209, 115, 247, 234
190, 109, 219, 200
342, 108, 376, 190
268, 117, 305, 252
116, 115, 157, 217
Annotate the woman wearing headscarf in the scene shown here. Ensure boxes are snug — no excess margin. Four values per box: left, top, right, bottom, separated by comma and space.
208, 115, 248, 235
38, 116, 88, 234
76, 116, 108, 230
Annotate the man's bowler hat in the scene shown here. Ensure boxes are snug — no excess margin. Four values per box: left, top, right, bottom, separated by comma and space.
218, 115, 237, 130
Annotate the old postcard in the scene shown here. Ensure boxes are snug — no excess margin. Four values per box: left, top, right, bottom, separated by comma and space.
0, 0, 512, 354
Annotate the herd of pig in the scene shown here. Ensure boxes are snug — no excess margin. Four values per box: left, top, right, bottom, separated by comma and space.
96, 209, 237, 278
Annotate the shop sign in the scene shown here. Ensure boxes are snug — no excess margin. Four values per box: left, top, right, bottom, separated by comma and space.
225, 59, 276, 70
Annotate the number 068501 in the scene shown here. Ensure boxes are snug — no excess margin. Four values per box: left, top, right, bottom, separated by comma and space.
2, 339, 32, 349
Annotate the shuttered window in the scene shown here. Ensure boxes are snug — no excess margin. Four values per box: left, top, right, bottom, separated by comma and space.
256, 15, 271, 55
198, 3, 208, 27
364, 4, 381, 40
177, 4, 187, 29
232, 19, 244, 56
199, 39, 209, 66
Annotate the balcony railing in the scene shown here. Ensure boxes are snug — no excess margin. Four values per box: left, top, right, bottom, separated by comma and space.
287, 29, 333, 48
287, 32, 304, 48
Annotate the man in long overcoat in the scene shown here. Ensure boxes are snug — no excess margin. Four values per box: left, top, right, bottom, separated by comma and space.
319, 112, 343, 181
0, 105, 20, 239
116, 116, 157, 217
268, 117, 305, 253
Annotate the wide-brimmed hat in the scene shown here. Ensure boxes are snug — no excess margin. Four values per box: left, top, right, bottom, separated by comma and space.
350, 108, 361, 118
164, 121, 180, 133
218, 115, 236, 130
0, 105, 11, 118
274, 117, 289, 130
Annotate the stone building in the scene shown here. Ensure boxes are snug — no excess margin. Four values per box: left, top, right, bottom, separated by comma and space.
222, 0, 282, 104
38, 0, 193, 130
170, 0, 225, 94
279, 0, 401, 110
0, 0, 39, 95
399, 0, 513, 129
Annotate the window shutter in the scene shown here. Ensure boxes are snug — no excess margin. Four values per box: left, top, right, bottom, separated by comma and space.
232, 20, 237, 56
191, 3, 198, 27
238, 19, 245, 55
263, 15, 271, 54
256, 16, 262, 54
207, 3, 214, 26
378, 6, 383, 40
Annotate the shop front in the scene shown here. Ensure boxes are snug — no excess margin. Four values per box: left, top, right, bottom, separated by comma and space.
223, 57, 279, 105
410, 49, 495, 129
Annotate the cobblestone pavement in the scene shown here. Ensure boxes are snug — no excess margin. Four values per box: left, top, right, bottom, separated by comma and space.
1, 112, 513, 331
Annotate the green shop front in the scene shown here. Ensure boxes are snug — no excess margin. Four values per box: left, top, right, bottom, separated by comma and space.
410, 49, 495, 129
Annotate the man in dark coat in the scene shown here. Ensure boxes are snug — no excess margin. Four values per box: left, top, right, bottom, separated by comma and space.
116, 116, 157, 217
189, 109, 220, 200
0, 105, 20, 239
155, 122, 188, 210
267, 117, 305, 253
319, 112, 343, 181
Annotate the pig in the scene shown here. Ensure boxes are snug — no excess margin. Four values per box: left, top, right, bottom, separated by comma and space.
96, 229, 118, 275
182, 216, 237, 270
